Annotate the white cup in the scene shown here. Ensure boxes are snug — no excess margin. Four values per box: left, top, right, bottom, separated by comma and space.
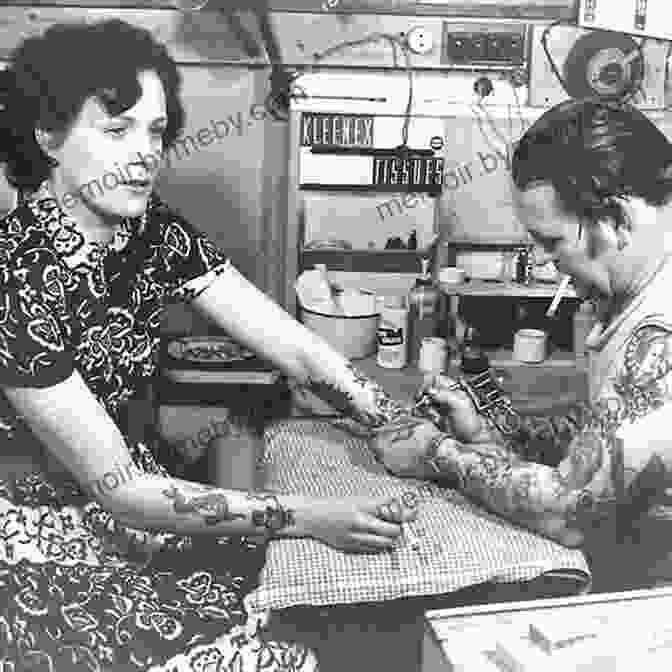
513, 329, 547, 363
439, 267, 465, 285
419, 337, 448, 374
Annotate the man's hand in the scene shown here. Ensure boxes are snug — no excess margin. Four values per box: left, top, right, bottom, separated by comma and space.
419, 375, 486, 443
369, 417, 445, 478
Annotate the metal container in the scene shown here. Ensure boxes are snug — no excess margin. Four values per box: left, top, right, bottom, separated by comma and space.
301, 306, 380, 359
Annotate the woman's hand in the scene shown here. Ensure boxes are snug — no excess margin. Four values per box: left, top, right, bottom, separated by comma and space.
303, 496, 418, 553
419, 375, 485, 443
369, 417, 445, 478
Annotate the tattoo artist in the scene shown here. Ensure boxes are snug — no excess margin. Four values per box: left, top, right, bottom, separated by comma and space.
371, 99, 672, 551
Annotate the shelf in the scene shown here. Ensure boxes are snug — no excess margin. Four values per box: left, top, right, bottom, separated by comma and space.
440, 280, 577, 298
301, 248, 427, 273
486, 347, 584, 369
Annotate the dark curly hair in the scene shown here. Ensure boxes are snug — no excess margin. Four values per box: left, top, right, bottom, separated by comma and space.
511, 98, 672, 227
0, 18, 185, 191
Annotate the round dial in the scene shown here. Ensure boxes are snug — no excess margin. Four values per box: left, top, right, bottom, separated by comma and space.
563, 32, 644, 100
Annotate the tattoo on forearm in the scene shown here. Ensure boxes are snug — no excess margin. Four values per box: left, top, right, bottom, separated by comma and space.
246, 493, 296, 533
505, 402, 592, 465
162, 484, 246, 526
302, 362, 408, 427
161, 485, 296, 533
413, 323, 672, 544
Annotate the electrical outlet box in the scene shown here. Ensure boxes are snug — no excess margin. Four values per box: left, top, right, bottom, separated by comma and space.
441, 22, 527, 69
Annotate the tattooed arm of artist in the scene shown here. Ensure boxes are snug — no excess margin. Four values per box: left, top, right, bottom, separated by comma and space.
379, 323, 672, 547
498, 403, 594, 466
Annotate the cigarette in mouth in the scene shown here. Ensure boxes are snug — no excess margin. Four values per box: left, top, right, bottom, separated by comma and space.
546, 275, 571, 318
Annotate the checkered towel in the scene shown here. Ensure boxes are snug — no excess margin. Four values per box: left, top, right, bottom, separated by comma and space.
245, 419, 590, 612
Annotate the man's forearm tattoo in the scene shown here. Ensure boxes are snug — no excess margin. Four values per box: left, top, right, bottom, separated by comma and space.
505, 402, 592, 465
162, 484, 246, 526
417, 322, 672, 544
302, 362, 408, 428
423, 426, 618, 541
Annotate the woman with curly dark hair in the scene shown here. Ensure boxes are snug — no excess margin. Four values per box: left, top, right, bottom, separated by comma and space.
372, 98, 672, 560
0, 18, 421, 672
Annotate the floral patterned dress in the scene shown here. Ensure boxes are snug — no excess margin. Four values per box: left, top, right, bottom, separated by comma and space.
0, 184, 316, 672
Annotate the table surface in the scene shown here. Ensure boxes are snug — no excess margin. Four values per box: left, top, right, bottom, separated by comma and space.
423, 586, 672, 671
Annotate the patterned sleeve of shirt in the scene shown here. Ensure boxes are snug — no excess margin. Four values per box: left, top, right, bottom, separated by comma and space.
0, 213, 75, 387
146, 195, 231, 302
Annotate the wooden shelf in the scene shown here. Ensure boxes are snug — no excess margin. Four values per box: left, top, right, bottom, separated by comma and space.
440, 280, 577, 299
486, 347, 584, 368
301, 248, 428, 273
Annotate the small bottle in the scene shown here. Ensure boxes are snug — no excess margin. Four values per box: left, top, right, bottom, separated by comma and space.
515, 247, 532, 285
377, 296, 408, 369
445, 294, 467, 369
573, 300, 595, 364
461, 326, 490, 374
407, 229, 418, 250
407, 259, 442, 368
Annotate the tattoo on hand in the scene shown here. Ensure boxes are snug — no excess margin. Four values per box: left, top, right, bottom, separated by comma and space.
162, 484, 246, 526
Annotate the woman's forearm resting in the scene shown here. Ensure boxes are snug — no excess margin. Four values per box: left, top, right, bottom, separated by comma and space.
98, 472, 310, 539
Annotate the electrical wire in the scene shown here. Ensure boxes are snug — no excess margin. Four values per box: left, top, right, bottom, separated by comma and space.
311, 31, 415, 149
510, 80, 528, 132
540, 19, 574, 96
663, 40, 672, 110
471, 98, 513, 166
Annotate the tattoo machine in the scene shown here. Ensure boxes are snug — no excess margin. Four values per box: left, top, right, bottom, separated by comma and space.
412, 369, 521, 437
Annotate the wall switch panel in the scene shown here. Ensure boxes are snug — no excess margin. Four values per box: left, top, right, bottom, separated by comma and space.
441, 22, 527, 69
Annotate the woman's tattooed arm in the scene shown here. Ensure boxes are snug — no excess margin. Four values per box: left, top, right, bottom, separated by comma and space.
300, 362, 410, 428
159, 481, 297, 536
